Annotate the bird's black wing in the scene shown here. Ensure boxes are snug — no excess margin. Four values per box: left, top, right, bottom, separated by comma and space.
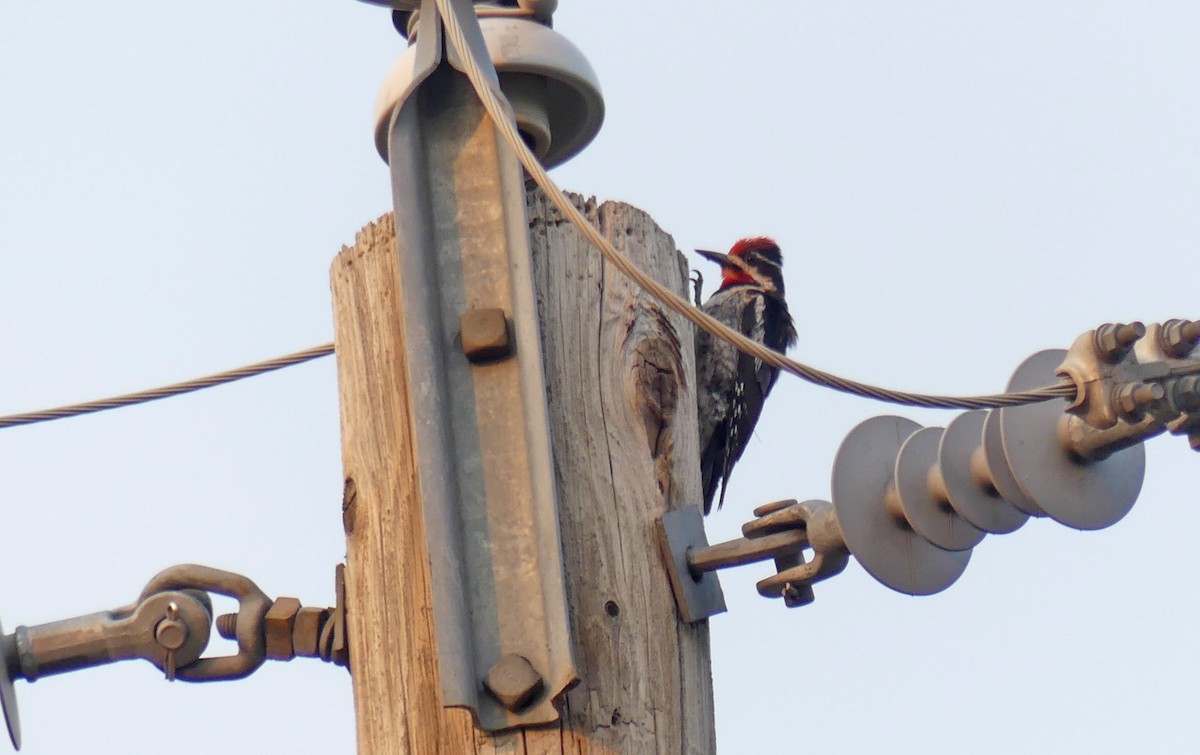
709, 298, 780, 511
698, 291, 795, 513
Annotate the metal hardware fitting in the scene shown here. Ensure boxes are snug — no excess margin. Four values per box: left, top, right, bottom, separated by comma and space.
214, 563, 348, 667
0, 575, 216, 750
1048, 319, 1200, 470
658, 500, 849, 623
740, 499, 851, 602
483, 653, 544, 712
660, 320, 1199, 622
0, 563, 350, 750
460, 307, 512, 362
376, 0, 576, 731
1134, 319, 1200, 450
656, 506, 726, 623
1060, 320, 1200, 435
138, 565, 270, 682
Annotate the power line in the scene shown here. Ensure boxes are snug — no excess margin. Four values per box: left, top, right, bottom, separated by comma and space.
434, 0, 1076, 411
0, 343, 335, 430
1, 8, 1079, 433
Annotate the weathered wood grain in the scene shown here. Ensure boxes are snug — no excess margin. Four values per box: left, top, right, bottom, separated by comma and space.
527, 191, 714, 755
331, 193, 714, 753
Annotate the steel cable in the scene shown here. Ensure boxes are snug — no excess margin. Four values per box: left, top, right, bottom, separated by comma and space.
0, 7, 1079, 433
0, 344, 334, 429
434, 0, 1077, 410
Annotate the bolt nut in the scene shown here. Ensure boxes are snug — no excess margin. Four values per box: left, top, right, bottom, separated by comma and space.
1114, 381, 1165, 419
460, 308, 512, 363
1172, 376, 1200, 413
1161, 319, 1200, 358
265, 598, 302, 661
1095, 322, 1146, 362
483, 653, 544, 712
293, 607, 330, 658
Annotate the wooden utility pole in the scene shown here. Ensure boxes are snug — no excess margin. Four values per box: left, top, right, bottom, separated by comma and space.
331, 189, 715, 751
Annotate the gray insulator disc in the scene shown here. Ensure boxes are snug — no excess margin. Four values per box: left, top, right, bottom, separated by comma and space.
833, 416, 970, 596
982, 409, 1046, 517
941, 410, 1028, 534
894, 426, 985, 551
0, 620, 20, 751
999, 349, 1145, 530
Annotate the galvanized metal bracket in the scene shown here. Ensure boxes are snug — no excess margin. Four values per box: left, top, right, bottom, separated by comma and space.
658, 501, 852, 623
1058, 320, 1200, 453
381, 0, 576, 731
656, 507, 726, 623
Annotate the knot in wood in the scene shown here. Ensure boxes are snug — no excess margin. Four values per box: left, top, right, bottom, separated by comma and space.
625, 303, 684, 460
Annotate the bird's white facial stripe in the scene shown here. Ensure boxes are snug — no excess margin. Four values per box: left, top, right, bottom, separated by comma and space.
740, 258, 779, 291
720, 254, 779, 292
752, 271, 774, 288
738, 249, 784, 292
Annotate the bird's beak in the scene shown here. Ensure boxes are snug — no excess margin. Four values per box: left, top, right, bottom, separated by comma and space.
695, 249, 731, 267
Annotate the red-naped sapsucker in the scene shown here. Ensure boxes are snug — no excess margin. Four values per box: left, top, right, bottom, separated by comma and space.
695, 237, 797, 513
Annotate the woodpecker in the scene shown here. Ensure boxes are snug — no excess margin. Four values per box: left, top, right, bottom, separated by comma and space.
695, 237, 797, 514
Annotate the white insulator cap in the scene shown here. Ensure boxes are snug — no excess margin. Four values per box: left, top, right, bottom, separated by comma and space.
374, 15, 604, 169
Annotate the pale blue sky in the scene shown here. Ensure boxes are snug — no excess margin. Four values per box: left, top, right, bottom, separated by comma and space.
2, 2, 1198, 753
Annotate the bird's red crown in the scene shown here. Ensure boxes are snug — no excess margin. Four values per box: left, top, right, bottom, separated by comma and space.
720, 236, 779, 287
728, 236, 778, 257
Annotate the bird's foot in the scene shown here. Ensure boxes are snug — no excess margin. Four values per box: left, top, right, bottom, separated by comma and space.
689, 269, 704, 306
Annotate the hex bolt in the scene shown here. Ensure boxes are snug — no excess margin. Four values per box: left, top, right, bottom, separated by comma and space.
220, 603, 329, 660
292, 607, 330, 658
460, 308, 512, 363
1094, 322, 1146, 362
1160, 319, 1200, 358
264, 598, 302, 662
483, 653, 544, 712
1172, 375, 1200, 413
1113, 381, 1165, 419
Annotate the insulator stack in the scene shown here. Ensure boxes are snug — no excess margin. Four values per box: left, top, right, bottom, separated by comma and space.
661, 319, 1199, 622
816, 320, 1199, 597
